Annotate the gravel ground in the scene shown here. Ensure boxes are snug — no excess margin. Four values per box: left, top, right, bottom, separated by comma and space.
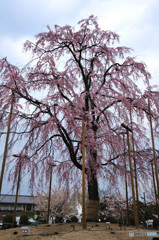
0, 222, 158, 240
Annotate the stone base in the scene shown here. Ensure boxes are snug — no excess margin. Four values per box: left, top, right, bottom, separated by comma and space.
86, 199, 99, 221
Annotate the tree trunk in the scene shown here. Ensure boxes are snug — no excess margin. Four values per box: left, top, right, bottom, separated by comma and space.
86, 172, 99, 221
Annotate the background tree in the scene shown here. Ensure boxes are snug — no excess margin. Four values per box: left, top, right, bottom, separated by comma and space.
0, 15, 159, 221
35, 188, 78, 221
99, 191, 126, 223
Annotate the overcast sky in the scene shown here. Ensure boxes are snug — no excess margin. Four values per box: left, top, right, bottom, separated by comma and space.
0, 0, 159, 194
0, 0, 159, 86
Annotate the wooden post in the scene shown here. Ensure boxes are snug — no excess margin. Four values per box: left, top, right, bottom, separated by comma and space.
150, 159, 157, 203
75, 116, 87, 229
0, 89, 14, 194
12, 160, 21, 227
121, 123, 138, 228
82, 119, 86, 229
148, 97, 159, 199
127, 130, 139, 228
130, 108, 140, 223
123, 134, 129, 226
47, 164, 53, 224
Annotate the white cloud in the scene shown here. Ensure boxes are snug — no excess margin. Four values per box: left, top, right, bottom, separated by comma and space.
78, 0, 156, 33
0, 0, 159, 87
15, 0, 79, 12
7, 0, 81, 24
85, 0, 159, 86
0, 36, 34, 66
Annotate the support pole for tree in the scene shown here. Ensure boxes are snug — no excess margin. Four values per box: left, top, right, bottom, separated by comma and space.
130, 107, 140, 223
0, 89, 14, 194
12, 160, 21, 228
123, 134, 129, 226
121, 123, 138, 228
150, 159, 157, 203
47, 164, 55, 224
82, 119, 86, 229
143, 192, 146, 206
75, 116, 87, 229
148, 97, 159, 200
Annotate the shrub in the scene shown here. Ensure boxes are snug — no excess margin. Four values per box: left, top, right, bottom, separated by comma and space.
21, 211, 34, 218
70, 216, 78, 222
2, 214, 14, 229
153, 219, 159, 228
20, 214, 29, 225
98, 215, 106, 222
3, 214, 13, 224
55, 216, 63, 223
66, 219, 71, 223
105, 216, 118, 224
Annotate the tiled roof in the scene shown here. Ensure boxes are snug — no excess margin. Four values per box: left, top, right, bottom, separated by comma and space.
0, 195, 36, 204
